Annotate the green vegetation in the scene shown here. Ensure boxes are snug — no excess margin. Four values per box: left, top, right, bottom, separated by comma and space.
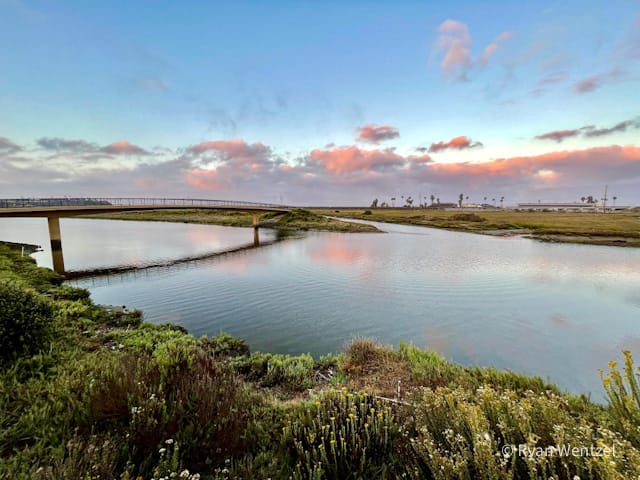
87, 208, 380, 233
1, 243, 640, 478
317, 208, 640, 247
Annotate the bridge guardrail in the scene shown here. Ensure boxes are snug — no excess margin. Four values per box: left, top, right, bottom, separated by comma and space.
0, 197, 289, 209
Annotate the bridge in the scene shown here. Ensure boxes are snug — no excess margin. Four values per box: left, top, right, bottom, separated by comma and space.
0, 197, 291, 274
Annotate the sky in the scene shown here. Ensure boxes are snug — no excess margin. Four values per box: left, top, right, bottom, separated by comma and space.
1, 0, 639, 206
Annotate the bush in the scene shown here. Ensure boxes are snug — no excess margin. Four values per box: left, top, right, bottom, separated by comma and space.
85, 347, 253, 475
233, 352, 315, 391
0, 281, 54, 364
282, 389, 403, 479
601, 350, 640, 448
450, 213, 486, 222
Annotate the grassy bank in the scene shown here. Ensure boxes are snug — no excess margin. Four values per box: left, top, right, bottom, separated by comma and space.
86, 208, 380, 233
314, 208, 640, 247
1, 244, 640, 479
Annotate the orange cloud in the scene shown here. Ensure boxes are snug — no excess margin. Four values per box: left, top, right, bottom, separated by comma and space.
101, 140, 149, 155
356, 124, 400, 144
185, 168, 229, 191
309, 146, 405, 175
428, 145, 640, 184
429, 135, 483, 152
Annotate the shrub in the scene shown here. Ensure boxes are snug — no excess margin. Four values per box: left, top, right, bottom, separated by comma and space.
601, 350, 640, 448
233, 352, 315, 391
281, 389, 403, 479
450, 213, 486, 222
405, 385, 640, 479
85, 346, 253, 476
0, 281, 54, 364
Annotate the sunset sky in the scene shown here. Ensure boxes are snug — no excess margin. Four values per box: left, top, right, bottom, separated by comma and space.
1, 0, 639, 205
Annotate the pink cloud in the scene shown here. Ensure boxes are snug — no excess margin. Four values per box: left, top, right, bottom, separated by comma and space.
185, 168, 229, 191
309, 146, 405, 175
356, 124, 400, 144
435, 20, 513, 80
574, 70, 623, 94
429, 135, 483, 152
478, 31, 514, 66
427, 145, 640, 185
101, 140, 149, 155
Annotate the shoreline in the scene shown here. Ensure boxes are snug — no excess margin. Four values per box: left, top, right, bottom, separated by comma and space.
316, 208, 640, 247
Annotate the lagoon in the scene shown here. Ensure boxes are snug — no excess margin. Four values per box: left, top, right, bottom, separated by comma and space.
1, 216, 639, 400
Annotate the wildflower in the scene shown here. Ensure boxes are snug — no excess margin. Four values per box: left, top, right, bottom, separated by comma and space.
179, 470, 190, 478
165, 438, 174, 445
159, 448, 166, 455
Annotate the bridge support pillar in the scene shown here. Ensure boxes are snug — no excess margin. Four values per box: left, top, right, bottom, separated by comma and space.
47, 217, 65, 274
252, 213, 260, 246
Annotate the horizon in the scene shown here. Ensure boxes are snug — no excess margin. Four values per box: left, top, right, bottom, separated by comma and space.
1, 1, 639, 204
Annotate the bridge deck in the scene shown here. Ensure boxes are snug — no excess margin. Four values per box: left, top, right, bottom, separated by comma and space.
0, 198, 291, 218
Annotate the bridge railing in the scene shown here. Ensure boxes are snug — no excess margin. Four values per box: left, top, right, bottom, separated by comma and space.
0, 197, 289, 209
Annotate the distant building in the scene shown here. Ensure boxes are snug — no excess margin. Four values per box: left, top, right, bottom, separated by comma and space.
517, 202, 631, 212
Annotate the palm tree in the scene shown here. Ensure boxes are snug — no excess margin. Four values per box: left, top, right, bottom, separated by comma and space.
430, 194, 435, 205
500, 196, 505, 208
613, 196, 617, 208
458, 193, 464, 208
390, 197, 396, 207
581, 196, 586, 203
492, 198, 496, 206
483, 196, 487, 204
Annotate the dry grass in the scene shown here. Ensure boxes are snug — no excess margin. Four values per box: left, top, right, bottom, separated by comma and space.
315, 208, 640, 246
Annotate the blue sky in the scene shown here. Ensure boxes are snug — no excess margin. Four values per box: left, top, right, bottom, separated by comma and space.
1, 0, 639, 204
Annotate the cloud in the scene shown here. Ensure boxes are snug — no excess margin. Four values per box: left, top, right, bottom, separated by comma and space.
138, 79, 169, 91
188, 139, 270, 166
537, 73, 567, 85
184, 139, 277, 191
422, 146, 640, 195
429, 136, 483, 153
434, 20, 513, 81
535, 118, 640, 142
534, 129, 581, 143
37, 137, 98, 152
584, 119, 640, 137
574, 70, 623, 93
619, 15, 640, 60
0, 136, 21, 153
100, 140, 150, 155
309, 146, 405, 175
356, 124, 400, 144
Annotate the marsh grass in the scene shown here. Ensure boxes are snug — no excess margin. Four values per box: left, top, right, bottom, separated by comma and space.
87, 208, 380, 232
317, 208, 640, 245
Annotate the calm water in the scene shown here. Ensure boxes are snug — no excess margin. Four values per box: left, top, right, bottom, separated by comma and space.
2, 217, 639, 400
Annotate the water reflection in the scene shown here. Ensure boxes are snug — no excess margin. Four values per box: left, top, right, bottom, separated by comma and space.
2, 217, 639, 401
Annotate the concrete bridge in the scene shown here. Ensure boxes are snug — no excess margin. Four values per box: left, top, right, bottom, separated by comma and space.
0, 197, 291, 274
